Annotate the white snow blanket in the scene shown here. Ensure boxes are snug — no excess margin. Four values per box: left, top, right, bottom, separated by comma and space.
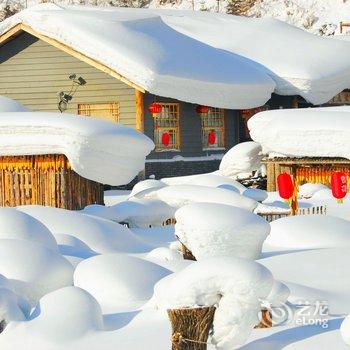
175, 203, 270, 260
0, 112, 154, 185
154, 257, 274, 349
0, 5, 274, 109
219, 142, 262, 177
249, 107, 350, 159
0, 96, 29, 112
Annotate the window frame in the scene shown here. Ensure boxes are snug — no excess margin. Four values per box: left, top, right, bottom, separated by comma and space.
77, 102, 120, 123
153, 102, 181, 152
201, 107, 226, 151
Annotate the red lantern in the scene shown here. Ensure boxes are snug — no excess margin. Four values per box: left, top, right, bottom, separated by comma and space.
196, 105, 209, 115
331, 172, 347, 200
277, 173, 294, 199
161, 132, 170, 147
208, 130, 216, 145
148, 103, 162, 115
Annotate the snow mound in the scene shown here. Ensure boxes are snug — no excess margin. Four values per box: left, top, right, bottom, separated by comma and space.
0, 208, 58, 251
265, 280, 290, 308
219, 142, 262, 177
298, 183, 329, 199
129, 179, 167, 198
0, 96, 28, 112
0, 112, 153, 185
18, 205, 151, 254
249, 107, 350, 159
150, 184, 257, 211
175, 203, 270, 260
29, 286, 103, 341
259, 247, 350, 314
0, 239, 73, 304
111, 198, 176, 227
265, 215, 350, 250
341, 315, 350, 346
242, 188, 268, 202
74, 254, 170, 309
82, 205, 119, 221
154, 257, 273, 349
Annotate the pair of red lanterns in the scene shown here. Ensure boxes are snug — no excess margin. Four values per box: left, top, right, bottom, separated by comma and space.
159, 130, 216, 147
277, 171, 348, 202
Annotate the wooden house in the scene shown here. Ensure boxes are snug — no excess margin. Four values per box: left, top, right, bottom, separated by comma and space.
1, 7, 349, 182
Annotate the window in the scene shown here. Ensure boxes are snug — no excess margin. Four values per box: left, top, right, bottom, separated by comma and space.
154, 103, 180, 151
201, 108, 225, 149
78, 102, 120, 123
240, 106, 268, 141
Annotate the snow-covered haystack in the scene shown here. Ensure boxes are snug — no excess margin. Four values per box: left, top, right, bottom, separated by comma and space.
111, 198, 176, 227
0, 239, 73, 304
175, 203, 270, 260
18, 206, 151, 254
265, 215, 350, 251
0, 208, 58, 251
0, 112, 154, 185
149, 184, 258, 211
74, 254, 170, 309
0, 96, 28, 112
154, 257, 274, 349
219, 142, 262, 178
248, 107, 350, 159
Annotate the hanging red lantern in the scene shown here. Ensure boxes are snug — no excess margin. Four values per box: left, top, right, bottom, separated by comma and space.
148, 103, 162, 116
331, 172, 347, 202
277, 173, 294, 199
196, 105, 209, 116
208, 130, 216, 145
161, 132, 170, 147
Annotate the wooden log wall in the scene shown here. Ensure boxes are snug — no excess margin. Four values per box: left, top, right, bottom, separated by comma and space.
0, 154, 104, 210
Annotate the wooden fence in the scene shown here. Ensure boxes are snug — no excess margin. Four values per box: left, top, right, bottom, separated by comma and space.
0, 154, 104, 210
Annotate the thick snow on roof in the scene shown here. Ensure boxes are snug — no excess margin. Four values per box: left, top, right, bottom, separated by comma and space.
0, 4, 274, 109
248, 106, 350, 159
0, 112, 154, 185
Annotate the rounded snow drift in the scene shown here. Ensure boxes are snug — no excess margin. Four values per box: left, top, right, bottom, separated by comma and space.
0, 207, 58, 251
266, 214, 350, 250
242, 188, 268, 202
341, 315, 350, 345
74, 254, 170, 309
31, 286, 103, 341
0, 239, 73, 303
175, 202, 270, 260
129, 179, 167, 198
0, 96, 28, 112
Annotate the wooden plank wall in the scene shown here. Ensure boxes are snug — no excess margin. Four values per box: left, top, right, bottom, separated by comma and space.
0, 32, 137, 128
0, 154, 104, 210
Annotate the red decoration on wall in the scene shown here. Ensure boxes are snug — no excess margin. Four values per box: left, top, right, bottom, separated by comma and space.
208, 130, 216, 145
161, 132, 170, 147
196, 105, 209, 115
148, 103, 162, 115
277, 173, 294, 199
331, 172, 347, 200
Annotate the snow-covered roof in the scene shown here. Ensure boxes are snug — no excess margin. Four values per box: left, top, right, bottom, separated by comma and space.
248, 106, 350, 159
0, 112, 154, 185
2, 5, 350, 107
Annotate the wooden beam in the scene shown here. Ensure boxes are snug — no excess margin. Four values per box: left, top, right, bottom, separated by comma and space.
0, 23, 146, 93
135, 89, 145, 132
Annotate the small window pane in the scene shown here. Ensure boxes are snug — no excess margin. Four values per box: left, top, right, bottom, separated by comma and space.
201, 108, 225, 149
78, 102, 120, 123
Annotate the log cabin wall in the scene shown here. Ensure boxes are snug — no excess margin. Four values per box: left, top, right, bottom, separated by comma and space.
0, 154, 104, 210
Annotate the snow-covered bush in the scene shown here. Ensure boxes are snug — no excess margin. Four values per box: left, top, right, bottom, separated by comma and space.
219, 142, 262, 178
175, 202, 270, 260
154, 257, 274, 349
74, 254, 170, 309
265, 215, 350, 250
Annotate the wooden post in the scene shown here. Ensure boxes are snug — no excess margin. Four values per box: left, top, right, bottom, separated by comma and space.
0, 320, 6, 333
167, 307, 215, 350
181, 243, 196, 261
255, 309, 272, 329
135, 90, 144, 132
